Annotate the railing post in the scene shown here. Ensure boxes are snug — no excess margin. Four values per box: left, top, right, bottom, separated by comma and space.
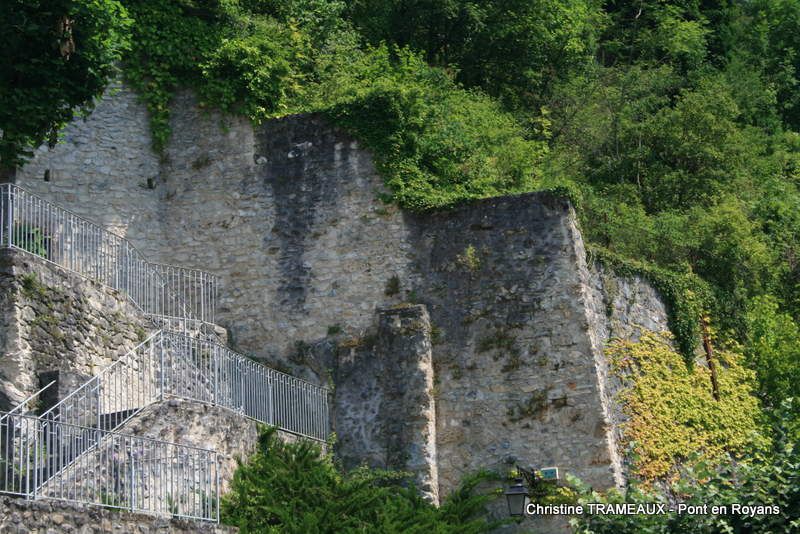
24, 418, 31, 499
239, 362, 245, 413
159, 331, 165, 400
32, 421, 39, 499
95, 383, 102, 454
129, 440, 135, 512
6, 186, 13, 248
215, 454, 220, 522
213, 347, 218, 406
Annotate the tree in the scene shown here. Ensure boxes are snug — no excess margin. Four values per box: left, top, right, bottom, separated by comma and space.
746, 296, 800, 412
346, 0, 601, 112
572, 400, 800, 534
0, 0, 131, 180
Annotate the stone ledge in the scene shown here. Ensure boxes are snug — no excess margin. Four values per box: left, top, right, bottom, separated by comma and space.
0, 496, 237, 533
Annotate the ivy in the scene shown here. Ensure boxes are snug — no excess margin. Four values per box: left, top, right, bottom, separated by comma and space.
122, 0, 230, 153
120, 1, 546, 210
587, 244, 714, 361
607, 332, 766, 481
571, 401, 800, 533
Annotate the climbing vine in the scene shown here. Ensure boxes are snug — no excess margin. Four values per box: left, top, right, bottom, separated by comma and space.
120, 0, 545, 209
587, 244, 714, 361
608, 332, 766, 481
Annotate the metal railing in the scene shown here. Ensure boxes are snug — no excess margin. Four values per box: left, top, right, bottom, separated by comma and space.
39, 332, 164, 432
162, 333, 330, 441
0, 412, 219, 521
0, 184, 217, 324
151, 264, 217, 326
39, 331, 330, 442
0, 183, 331, 521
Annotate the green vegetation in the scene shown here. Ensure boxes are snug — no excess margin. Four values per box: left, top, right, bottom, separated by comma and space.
455, 245, 481, 273
13, 224, 50, 259
221, 427, 501, 533
608, 333, 766, 480
20, 273, 46, 298
326, 324, 342, 336
120, 0, 543, 208
0, 0, 130, 175
570, 400, 800, 533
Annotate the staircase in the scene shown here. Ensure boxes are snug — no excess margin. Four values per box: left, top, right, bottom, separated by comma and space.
0, 184, 329, 521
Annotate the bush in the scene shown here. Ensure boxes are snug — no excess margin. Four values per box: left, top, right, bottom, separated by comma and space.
571, 400, 800, 533
221, 427, 502, 533
317, 46, 545, 210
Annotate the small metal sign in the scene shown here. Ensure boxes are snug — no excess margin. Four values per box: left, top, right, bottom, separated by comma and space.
538, 467, 559, 481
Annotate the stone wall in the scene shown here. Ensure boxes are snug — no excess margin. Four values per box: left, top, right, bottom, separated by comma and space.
19, 89, 416, 371
15, 84, 673, 510
335, 304, 438, 503
122, 399, 269, 493
584, 263, 671, 482
406, 194, 624, 496
0, 496, 236, 534
0, 249, 149, 410
14, 84, 164, 259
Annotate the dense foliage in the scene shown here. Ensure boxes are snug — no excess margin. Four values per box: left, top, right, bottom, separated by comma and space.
346, 0, 601, 113
0, 0, 130, 171
607, 332, 765, 480
120, 0, 544, 208
221, 427, 501, 533
570, 400, 800, 533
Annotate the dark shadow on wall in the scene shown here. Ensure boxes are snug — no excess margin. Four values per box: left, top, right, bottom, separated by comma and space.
256, 114, 355, 311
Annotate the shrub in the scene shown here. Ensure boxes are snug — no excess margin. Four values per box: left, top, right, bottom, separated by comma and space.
221, 426, 502, 533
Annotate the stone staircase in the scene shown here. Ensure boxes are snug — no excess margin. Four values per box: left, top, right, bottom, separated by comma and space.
0, 184, 329, 521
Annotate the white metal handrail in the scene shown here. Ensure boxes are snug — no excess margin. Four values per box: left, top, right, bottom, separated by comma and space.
38, 330, 329, 442
0, 411, 219, 521
0, 183, 331, 522
0, 380, 56, 422
162, 332, 330, 441
39, 331, 164, 430
0, 184, 216, 324
151, 263, 218, 326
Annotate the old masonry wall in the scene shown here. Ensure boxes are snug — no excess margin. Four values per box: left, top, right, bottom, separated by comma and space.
16, 85, 672, 513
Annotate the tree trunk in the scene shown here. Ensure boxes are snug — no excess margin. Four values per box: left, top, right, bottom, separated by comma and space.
701, 316, 720, 401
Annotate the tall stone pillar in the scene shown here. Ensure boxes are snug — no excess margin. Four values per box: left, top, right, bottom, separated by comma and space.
334, 303, 440, 504
375, 304, 439, 504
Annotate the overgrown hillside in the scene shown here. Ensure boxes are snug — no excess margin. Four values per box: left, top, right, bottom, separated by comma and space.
117, 0, 800, 408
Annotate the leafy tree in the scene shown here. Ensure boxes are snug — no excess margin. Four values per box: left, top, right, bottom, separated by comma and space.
0, 0, 131, 178
221, 427, 502, 533
200, 16, 313, 121
736, 0, 800, 130
746, 296, 800, 413
599, 0, 712, 69
346, 0, 602, 111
